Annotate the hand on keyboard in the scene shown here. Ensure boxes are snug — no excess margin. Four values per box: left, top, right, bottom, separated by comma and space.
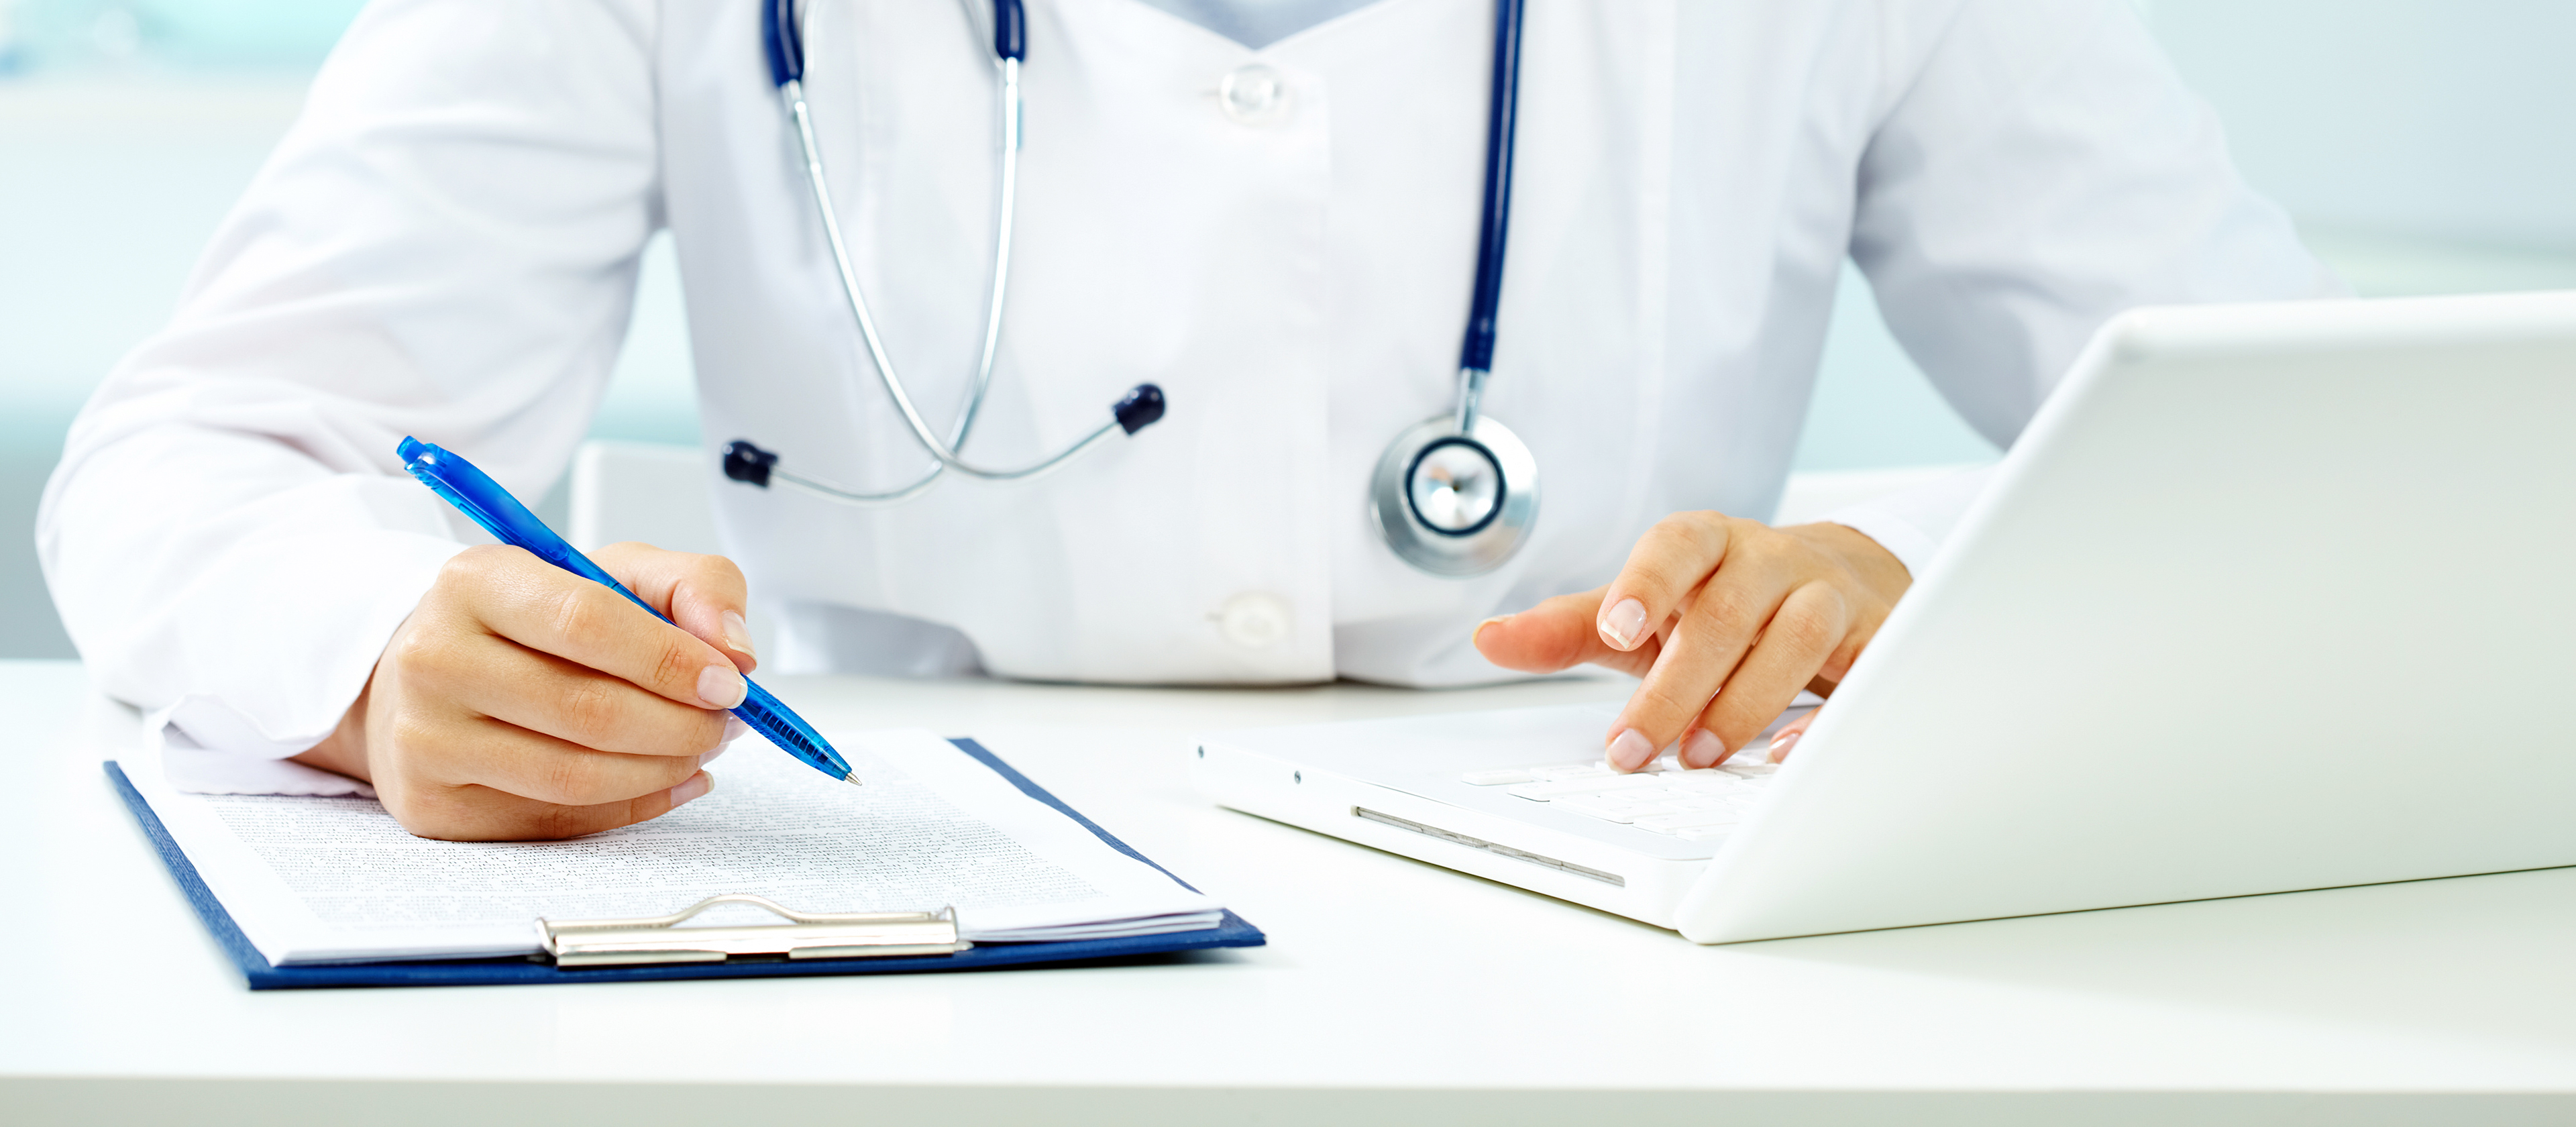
1459, 753, 1781, 842
1468, 514, 1909, 773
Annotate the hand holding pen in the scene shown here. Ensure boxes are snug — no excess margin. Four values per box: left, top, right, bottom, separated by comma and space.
288, 439, 852, 841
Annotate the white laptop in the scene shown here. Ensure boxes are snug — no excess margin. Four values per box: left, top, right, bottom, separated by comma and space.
1194, 290, 2576, 944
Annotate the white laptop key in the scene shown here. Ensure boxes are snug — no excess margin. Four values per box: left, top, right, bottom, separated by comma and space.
1637, 809, 1742, 832
1556, 796, 1676, 823
1641, 815, 1743, 837
1476, 763, 1743, 796
1504, 774, 1666, 800
1629, 787, 1703, 804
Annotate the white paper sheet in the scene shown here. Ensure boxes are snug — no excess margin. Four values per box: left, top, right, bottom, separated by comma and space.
120, 730, 1221, 965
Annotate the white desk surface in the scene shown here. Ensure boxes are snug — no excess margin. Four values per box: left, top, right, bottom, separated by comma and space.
5, 657, 2575, 1126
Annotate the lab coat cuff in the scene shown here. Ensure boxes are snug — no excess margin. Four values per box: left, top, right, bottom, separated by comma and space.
155, 723, 381, 798
146, 531, 463, 773
1813, 464, 2001, 580
1817, 504, 1944, 582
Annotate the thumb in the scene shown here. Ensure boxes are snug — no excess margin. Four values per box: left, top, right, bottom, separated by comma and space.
591, 542, 759, 674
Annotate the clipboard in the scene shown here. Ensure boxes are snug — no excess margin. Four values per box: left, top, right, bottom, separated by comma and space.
108, 738, 1265, 989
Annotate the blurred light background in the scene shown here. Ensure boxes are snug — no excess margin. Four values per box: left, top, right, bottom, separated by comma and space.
5, 0, 2575, 657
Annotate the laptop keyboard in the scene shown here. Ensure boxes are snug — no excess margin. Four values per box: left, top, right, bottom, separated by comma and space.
1459, 755, 1778, 842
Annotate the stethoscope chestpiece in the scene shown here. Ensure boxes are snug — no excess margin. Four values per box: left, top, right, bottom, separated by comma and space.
1369, 413, 1538, 577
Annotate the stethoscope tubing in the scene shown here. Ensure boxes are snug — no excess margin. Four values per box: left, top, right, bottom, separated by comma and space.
762, 417, 1124, 506
748, 0, 1150, 507
1447, 0, 1523, 439
1458, 0, 1523, 380
787, 65, 1079, 485
959, 56, 1020, 451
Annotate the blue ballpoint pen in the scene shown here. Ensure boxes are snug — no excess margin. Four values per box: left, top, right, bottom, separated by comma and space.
396, 437, 859, 787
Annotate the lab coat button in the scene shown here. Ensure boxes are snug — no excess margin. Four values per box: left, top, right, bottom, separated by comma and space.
1218, 64, 1289, 126
1215, 592, 1293, 649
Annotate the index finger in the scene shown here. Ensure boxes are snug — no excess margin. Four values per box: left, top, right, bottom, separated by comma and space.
593, 542, 759, 676
443, 547, 748, 712
1597, 513, 1733, 652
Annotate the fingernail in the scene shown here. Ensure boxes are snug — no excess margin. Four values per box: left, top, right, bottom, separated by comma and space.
1599, 598, 1648, 649
1472, 616, 1508, 646
1768, 728, 1803, 761
721, 610, 757, 658
696, 663, 747, 709
698, 743, 729, 767
668, 773, 712, 807
720, 716, 750, 745
1681, 728, 1725, 769
1607, 728, 1656, 772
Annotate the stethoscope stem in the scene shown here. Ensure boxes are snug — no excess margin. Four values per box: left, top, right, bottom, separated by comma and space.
1453, 367, 1490, 435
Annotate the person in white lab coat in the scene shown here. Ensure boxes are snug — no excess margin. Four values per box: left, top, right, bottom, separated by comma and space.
38, 0, 2334, 839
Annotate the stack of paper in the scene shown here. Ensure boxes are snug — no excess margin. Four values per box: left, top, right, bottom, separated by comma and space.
121, 729, 1222, 965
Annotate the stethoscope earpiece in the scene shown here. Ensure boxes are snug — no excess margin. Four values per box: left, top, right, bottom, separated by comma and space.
1113, 384, 1167, 434
722, 440, 779, 487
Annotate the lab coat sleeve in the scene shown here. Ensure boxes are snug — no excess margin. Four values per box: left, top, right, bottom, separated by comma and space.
1827, 0, 2344, 576
36, 0, 664, 762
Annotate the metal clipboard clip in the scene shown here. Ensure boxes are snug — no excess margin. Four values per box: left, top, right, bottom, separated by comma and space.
539, 894, 973, 968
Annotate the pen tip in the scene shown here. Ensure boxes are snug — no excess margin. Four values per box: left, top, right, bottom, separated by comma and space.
845, 775, 864, 788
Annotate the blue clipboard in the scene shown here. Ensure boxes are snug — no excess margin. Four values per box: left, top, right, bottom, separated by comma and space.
108, 738, 1264, 989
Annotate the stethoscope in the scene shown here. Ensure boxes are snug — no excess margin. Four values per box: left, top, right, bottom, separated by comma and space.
723, 0, 1536, 577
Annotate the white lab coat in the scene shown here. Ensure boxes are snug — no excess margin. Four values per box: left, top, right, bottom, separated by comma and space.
39, 0, 2333, 765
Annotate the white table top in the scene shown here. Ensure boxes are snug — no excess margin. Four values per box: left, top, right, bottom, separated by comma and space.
6, 657, 2575, 1124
